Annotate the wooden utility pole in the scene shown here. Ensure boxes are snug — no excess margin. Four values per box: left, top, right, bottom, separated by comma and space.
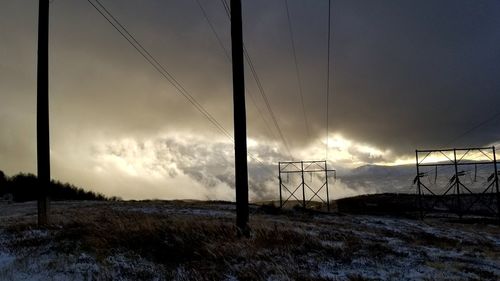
230, 0, 249, 233
37, 0, 50, 226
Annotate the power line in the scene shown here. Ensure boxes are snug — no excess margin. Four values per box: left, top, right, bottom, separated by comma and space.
284, 0, 311, 138
326, 0, 332, 160
195, 0, 231, 62
195, 0, 278, 142
221, 0, 231, 17
446, 111, 500, 146
220, 0, 294, 160
88, 0, 233, 141
243, 47, 293, 159
207, 0, 289, 156
247, 88, 279, 141
86, 0, 268, 167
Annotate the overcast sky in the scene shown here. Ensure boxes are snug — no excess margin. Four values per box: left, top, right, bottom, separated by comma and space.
1, 0, 499, 201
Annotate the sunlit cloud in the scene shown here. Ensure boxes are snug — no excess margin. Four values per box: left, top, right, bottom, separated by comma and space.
298, 133, 397, 168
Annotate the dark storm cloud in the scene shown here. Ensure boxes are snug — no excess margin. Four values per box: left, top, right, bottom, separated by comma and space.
328, 0, 500, 153
261, 0, 500, 153
208, 0, 500, 154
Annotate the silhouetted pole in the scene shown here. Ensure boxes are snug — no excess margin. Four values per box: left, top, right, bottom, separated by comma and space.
493, 147, 500, 220
37, 0, 50, 226
278, 162, 283, 208
325, 161, 330, 211
453, 149, 462, 219
230, 0, 249, 233
301, 161, 305, 208
415, 150, 423, 220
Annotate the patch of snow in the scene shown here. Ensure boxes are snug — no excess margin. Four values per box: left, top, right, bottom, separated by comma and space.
0, 252, 15, 269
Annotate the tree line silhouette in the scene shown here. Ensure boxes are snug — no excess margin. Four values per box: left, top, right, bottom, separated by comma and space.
0, 170, 117, 202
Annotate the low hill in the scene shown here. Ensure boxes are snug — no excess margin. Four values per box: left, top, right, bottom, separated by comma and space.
0, 171, 112, 202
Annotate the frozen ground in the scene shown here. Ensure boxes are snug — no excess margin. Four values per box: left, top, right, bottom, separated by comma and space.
0, 200, 499, 280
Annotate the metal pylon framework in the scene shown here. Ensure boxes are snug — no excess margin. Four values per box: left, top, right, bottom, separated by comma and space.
279, 160, 336, 211
415, 147, 500, 219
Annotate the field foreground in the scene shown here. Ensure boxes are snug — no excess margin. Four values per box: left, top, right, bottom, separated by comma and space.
0, 201, 499, 280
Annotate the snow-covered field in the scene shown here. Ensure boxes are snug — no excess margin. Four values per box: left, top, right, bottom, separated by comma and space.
0, 201, 499, 280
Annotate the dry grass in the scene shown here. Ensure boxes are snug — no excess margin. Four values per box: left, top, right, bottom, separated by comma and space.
3, 206, 344, 280
1, 201, 499, 280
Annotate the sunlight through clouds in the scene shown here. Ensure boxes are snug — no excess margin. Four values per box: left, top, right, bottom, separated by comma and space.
300, 133, 395, 168
74, 132, 421, 200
